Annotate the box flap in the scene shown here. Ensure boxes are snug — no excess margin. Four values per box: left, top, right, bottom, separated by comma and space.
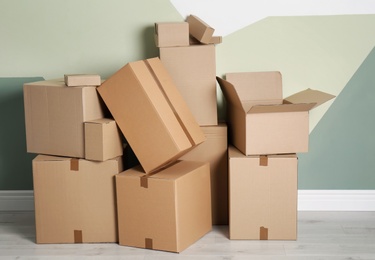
248, 103, 316, 114
226, 71, 283, 105
284, 88, 335, 109
216, 77, 244, 111
186, 14, 214, 44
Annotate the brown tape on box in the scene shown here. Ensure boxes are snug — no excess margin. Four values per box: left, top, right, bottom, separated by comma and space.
145, 238, 153, 249
143, 59, 195, 146
74, 230, 83, 243
70, 159, 79, 171
259, 155, 268, 166
140, 175, 149, 188
260, 226, 268, 240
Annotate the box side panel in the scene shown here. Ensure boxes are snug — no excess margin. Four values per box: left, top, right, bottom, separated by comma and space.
160, 45, 218, 126
175, 162, 212, 252
102, 120, 123, 161
228, 148, 297, 240
246, 111, 309, 155
82, 86, 105, 121
116, 172, 178, 252
180, 124, 228, 225
84, 122, 104, 161
155, 22, 189, 47
33, 157, 119, 243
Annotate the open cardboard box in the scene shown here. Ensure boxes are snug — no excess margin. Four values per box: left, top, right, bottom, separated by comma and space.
217, 72, 335, 155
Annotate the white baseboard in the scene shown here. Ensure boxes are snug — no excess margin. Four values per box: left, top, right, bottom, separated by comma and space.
0, 190, 374, 211
0, 190, 34, 211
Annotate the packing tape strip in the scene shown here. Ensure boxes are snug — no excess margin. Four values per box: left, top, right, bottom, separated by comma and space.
145, 238, 153, 249
259, 155, 268, 166
260, 226, 268, 240
70, 159, 79, 171
140, 175, 148, 188
74, 230, 83, 243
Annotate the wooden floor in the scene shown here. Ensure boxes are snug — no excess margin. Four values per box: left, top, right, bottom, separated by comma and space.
1, 211, 375, 259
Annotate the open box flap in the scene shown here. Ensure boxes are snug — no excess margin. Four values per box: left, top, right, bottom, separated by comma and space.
217, 76, 244, 110
284, 88, 335, 109
248, 102, 316, 114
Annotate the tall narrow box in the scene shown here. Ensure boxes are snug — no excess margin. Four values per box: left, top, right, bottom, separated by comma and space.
217, 73, 335, 155
97, 58, 205, 173
228, 146, 297, 240
160, 44, 218, 126
84, 118, 123, 161
33, 155, 123, 244
180, 123, 228, 225
24, 79, 105, 158
116, 160, 212, 253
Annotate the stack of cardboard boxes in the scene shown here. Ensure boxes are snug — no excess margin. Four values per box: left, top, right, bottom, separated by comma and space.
217, 72, 335, 240
23, 14, 335, 253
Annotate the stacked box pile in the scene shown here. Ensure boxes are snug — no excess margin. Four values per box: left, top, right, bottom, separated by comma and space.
24, 74, 125, 243
156, 15, 229, 225
217, 72, 335, 240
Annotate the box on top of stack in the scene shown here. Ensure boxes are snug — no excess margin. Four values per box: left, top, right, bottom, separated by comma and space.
23, 77, 106, 158
97, 57, 205, 173
217, 72, 335, 155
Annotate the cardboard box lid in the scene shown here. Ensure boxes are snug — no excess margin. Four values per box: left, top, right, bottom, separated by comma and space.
217, 76, 335, 114
186, 15, 214, 44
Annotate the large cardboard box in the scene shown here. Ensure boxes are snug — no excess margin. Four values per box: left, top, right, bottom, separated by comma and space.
160, 44, 218, 126
217, 73, 335, 155
84, 118, 123, 161
228, 146, 297, 240
116, 160, 212, 253
180, 123, 228, 225
32, 155, 123, 244
24, 79, 105, 158
154, 22, 189, 47
97, 58, 205, 173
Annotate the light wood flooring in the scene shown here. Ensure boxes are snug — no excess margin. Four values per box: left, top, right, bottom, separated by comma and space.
1, 211, 375, 259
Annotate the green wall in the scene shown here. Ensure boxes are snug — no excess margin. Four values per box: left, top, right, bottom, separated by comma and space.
1, 0, 374, 190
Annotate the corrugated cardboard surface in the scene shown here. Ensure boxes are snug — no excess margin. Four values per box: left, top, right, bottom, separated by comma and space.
84, 118, 123, 161
217, 75, 334, 155
64, 74, 101, 87
228, 146, 297, 240
186, 15, 214, 44
180, 124, 228, 225
116, 160, 212, 253
160, 45, 218, 126
97, 58, 205, 173
32, 155, 123, 244
154, 22, 189, 47
23, 79, 104, 158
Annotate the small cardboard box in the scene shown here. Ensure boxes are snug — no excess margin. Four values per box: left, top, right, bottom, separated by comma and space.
33, 155, 123, 244
180, 123, 228, 225
186, 15, 221, 44
84, 118, 123, 161
217, 72, 335, 155
116, 160, 212, 253
97, 57, 205, 173
228, 146, 297, 240
24, 79, 105, 158
64, 74, 101, 87
154, 22, 189, 47
160, 44, 218, 126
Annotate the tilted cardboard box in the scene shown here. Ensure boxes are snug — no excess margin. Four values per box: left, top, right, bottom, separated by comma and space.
84, 118, 123, 162
23, 79, 105, 158
186, 15, 222, 44
228, 146, 297, 240
154, 22, 189, 47
97, 57, 205, 173
180, 123, 228, 225
160, 44, 218, 126
116, 160, 212, 253
33, 155, 123, 244
217, 72, 335, 155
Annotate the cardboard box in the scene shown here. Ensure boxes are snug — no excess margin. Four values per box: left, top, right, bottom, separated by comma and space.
217, 73, 335, 155
154, 22, 189, 47
186, 15, 220, 44
32, 155, 123, 244
64, 74, 101, 87
228, 145, 297, 240
160, 44, 218, 126
97, 57, 205, 173
116, 160, 212, 253
180, 123, 228, 225
84, 118, 123, 161
24, 79, 105, 158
